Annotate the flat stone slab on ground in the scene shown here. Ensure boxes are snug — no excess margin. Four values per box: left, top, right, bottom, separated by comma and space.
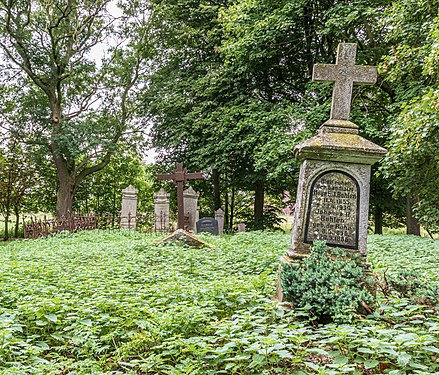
155, 229, 214, 248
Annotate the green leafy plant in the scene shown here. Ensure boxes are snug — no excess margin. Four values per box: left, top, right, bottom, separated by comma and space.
281, 241, 375, 323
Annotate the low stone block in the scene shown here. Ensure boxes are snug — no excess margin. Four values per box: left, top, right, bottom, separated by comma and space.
155, 229, 214, 248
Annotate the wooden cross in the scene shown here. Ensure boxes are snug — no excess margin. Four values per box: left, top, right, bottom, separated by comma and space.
157, 162, 204, 230
313, 43, 377, 121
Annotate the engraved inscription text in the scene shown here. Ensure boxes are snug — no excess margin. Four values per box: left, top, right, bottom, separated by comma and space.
304, 171, 359, 249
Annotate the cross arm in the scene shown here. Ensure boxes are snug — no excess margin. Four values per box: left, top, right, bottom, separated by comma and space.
352, 66, 377, 85
157, 173, 175, 181
186, 172, 204, 180
313, 64, 338, 82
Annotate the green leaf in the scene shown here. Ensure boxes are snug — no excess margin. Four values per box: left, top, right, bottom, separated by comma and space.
44, 313, 58, 323
364, 359, 379, 369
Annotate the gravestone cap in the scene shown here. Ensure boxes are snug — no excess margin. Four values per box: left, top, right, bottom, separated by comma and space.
196, 217, 219, 235
122, 185, 138, 196
184, 186, 199, 197
294, 131, 387, 164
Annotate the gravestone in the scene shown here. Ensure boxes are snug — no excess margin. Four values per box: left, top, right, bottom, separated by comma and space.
237, 223, 246, 232
196, 217, 219, 235
183, 186, 199, 233
154, 188, 170, 232
215, 208, 225, 235
277, 43, 386, 300
120, 185, 138, 230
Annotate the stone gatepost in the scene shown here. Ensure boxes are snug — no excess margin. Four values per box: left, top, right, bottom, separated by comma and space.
183, 186, 199, 233
215, 208, 225, 235
276, 43, 387, 300
120, 185, 138, 230
154, 188, 170, 232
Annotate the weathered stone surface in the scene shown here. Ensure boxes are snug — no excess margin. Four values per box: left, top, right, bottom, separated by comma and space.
215, 208, 225, 235
154, 188, 170, 232
294, 122, 387, 164
237, 223, 246, 232
313, 43, 377, 121
120, 185, 138, 230
288, 42, 386, 258
289, 159, 372, 256
304, 170, 359, 249
196, 217, 219, 235
155, 229, 214, 248
183, 186, 199, 233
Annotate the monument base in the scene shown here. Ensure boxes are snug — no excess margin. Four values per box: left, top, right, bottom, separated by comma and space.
274, 255, 306, 302
155, 229, 214, 248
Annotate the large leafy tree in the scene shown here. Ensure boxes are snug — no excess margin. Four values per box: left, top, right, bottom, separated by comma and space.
380, 0, 439, 233
0, 0, 150, 216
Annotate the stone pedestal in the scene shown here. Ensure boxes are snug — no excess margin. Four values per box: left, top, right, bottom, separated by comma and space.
215, 208, 225, 235
120, 185, 138, 230
154, 188, 170, 232
183, 186, 199, 233
289, 120, 387, 258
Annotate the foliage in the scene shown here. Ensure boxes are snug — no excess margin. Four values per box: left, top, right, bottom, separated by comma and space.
0, 0, 151, 215
281, 242, 375, 324
74, 152, 156, 215
380, 0, 439, 230
0, 232, 438, 373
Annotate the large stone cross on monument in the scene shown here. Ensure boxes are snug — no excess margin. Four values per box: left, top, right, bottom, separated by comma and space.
157, 162, 204, 230
313, 43, 377, 121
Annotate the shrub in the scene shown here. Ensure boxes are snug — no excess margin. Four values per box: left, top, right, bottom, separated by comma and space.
281, 241, 375, 323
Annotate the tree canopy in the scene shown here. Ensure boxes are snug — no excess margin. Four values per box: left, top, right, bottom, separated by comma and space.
0, 0, 438, 233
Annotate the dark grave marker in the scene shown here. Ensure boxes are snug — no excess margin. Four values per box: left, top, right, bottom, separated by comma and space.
196, 217, 219, 235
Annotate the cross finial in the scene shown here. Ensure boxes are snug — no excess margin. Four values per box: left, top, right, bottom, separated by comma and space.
313, 43, 377, 121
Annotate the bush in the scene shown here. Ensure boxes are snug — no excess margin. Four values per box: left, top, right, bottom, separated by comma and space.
281, 241, 375, 323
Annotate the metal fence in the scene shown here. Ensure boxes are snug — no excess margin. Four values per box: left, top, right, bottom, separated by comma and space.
22, 211, 182, 239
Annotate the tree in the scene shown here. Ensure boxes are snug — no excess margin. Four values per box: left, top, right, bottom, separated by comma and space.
0, 139, 36, 239
0, 0, 150, 216
380, 0, 439, 233
74, 151, 155, 215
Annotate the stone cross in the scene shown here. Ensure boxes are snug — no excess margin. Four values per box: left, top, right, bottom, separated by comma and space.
312, 43, 377, 121
157, 162, 204, 230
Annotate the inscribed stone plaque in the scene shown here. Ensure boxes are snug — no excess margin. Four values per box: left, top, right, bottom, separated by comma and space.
196, 217, 219, 235
304, 170, 359, 249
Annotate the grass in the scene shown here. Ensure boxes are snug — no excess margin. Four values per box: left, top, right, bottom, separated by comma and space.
0, 230, 438, 374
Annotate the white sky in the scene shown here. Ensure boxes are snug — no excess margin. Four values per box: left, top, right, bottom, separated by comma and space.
89, 0, 158, 165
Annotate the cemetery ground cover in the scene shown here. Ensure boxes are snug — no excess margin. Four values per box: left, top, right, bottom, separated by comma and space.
0, 231, 438, 374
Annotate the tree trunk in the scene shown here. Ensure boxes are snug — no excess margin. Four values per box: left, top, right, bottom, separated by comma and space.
406, 196, 421, 236
3, 212, 9, 241
14, 206, 20, 238
254, 180, 264, 229
230, 186, 235, 230
374, 205, 383, 235
56, 176, 75, 217
212, 169, 221, 210
224, 189, 229, 231
3, 168, 12, 240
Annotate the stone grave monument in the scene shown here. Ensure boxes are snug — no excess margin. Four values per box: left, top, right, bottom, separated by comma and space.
215, 208, 225, 235
276, 43, 387, 300
196, 217, 219, 235
183, 186, 200, 233
154, 188, 170, 232
120, 185, 138, 230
